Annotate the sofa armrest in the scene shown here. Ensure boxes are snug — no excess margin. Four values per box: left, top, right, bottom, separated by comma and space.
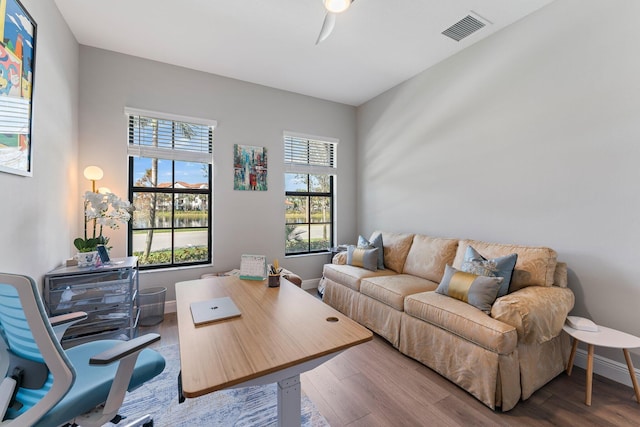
491, 286, 575, 344
333, 251, 347, 265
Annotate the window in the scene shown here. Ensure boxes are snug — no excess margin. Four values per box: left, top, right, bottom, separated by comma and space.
126, 108, 215, 269
284, 132, 337, 255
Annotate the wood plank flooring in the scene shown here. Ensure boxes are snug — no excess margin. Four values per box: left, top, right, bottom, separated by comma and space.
141, 309, 640, 426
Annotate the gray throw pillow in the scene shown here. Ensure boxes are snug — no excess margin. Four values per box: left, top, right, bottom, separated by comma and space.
461, 246, 517, 297
358, 233, 384, 269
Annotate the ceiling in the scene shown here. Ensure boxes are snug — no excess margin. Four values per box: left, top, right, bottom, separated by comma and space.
54, 0, 553, 106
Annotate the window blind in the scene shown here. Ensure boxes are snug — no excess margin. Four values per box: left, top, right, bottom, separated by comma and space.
284, 132, 337, 174
126, 108, 215, 164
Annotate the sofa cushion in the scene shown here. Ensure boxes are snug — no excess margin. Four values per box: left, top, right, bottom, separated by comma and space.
379, 231, 415, 273
452, 239, 557, 292
553, 262, 568, 288
402, 235, 458, 282
461, 246, 517, 297
435, 265, 503, 314
358, 232, 384, 269
360, 274, 438, 311
346, 245, 378, 271
404, 291, 517, 354
322, 263, 396, 292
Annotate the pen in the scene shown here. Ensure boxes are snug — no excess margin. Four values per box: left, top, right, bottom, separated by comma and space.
270, 259, 282, 275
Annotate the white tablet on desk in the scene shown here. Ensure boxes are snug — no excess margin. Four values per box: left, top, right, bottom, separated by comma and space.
190, 297, 241, 326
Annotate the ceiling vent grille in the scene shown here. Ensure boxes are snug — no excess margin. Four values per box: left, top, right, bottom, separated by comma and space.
442, 15, 486, 42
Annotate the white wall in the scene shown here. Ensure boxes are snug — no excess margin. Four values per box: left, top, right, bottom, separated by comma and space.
78, 47, 357, 301
0, 0, 79, 284
357, 0, 640, 366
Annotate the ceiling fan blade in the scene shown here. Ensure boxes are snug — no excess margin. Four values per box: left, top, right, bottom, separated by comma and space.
315, 12, 336, 45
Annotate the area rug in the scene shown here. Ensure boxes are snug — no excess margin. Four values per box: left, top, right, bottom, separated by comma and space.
112, 344, 329, 427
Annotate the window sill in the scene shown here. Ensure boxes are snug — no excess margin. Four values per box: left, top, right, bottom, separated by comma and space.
138, 263, 214, 275
285, 252, 330, 259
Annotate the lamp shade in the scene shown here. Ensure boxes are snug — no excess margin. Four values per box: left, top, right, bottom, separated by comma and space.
323, 0, 351, 13
83, 166, 104, 181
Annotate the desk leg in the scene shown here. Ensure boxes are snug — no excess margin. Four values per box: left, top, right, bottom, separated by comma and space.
567, 338, 578, 376
623, 349, 640, 404
277, 375, 301, 427
586, 344, 594, 406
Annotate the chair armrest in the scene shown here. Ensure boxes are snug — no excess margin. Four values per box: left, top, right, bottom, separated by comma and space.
491, 286, 575, 344
0, 377, 17, 421
90, 333, 160, 365
50, 312, 87, 342
50, 311, 87, 327
78, 333, 162, 426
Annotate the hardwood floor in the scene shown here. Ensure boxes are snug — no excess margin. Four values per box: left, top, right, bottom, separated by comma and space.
141, 311, 640, 426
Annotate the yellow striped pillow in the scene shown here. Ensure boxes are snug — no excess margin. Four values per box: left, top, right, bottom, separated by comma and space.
435, 265, 503, 314
346, 245, 379, 271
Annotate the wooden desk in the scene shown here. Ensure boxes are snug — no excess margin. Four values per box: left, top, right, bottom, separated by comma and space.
176, 276, 372, 426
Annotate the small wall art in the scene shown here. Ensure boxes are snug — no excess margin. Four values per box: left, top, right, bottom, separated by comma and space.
233, 144, 267, 191
0, 0, 37, 177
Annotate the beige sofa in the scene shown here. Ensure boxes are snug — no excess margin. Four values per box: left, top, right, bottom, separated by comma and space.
320, 231, 574, 411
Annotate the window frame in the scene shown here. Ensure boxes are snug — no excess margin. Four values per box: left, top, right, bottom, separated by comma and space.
284, 132, 337, 256
126, 109, 215, 270
285, 174, 334, 255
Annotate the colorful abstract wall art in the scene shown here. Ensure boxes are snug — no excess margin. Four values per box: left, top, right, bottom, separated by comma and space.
0, 0, 36, 176
233, 144, 267, 191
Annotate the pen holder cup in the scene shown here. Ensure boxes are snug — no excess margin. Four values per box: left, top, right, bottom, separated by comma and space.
268, 274, 280, 288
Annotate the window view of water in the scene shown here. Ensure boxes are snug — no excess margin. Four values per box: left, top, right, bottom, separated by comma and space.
152, 216, 208, 228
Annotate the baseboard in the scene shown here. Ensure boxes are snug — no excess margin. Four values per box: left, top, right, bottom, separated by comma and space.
572, 348, 638, 388
162, 278, 320, 314
165, 299, 177, 314
301, 278, 320, 291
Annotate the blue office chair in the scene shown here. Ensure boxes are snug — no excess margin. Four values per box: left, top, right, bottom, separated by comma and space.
0, 272, 166, 427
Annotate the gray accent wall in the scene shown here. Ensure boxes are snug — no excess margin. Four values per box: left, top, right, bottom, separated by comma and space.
0, 0, 79, 283
357, 0, 640, 367
78, 47, 357, 301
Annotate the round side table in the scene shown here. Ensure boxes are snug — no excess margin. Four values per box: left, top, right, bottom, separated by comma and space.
563, 322, 640, 406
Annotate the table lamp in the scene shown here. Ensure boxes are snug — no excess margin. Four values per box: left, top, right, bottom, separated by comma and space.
84, 165, 104, 193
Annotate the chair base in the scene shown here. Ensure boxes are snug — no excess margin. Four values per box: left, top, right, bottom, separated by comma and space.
98, 414, 153, 427
120, 414, 153, 427
64, 413, 153, 427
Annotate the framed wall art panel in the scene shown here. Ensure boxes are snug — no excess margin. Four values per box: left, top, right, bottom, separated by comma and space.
233, 144, 267, 191
0, 0, 36, 177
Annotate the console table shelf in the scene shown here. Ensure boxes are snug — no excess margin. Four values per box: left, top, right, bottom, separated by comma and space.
44, 256, 139, 348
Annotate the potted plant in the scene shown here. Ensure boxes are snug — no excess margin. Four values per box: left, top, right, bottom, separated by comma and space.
74, 191, 132, 266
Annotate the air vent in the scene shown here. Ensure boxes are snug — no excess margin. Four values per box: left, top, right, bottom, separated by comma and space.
442, 14, 486, 42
